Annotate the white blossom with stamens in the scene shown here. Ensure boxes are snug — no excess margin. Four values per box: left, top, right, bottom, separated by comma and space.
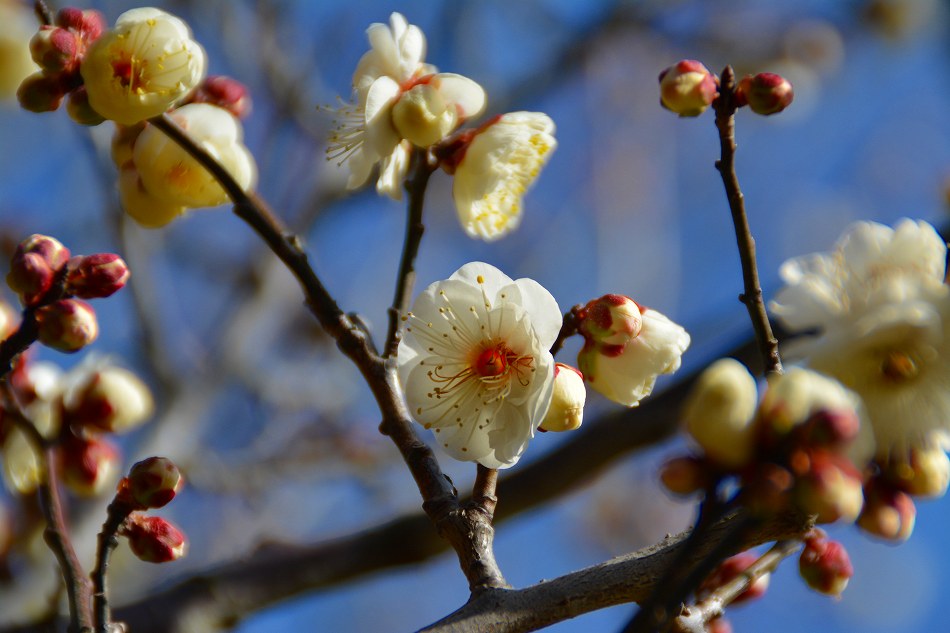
327, 13, 485, 200
452, 112, 557, 241
397, 262, 561, 468
80, 8, 206, 125
772, 219, 950, 457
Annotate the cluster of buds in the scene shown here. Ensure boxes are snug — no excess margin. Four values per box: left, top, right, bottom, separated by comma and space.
18, 8, 105, 123
798, 528, 853, 597
658, 60, 793, 117
661, 363, 871, 531
115, 457, 187, 563
5, 234, 129, 353
575, 294, 690, 408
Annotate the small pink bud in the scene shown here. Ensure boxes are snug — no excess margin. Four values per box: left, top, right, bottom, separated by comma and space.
55, 8, 105, 42
17, 72, 66, 113
659, 455, 708, 496
189, 76, 252, 119
700, 551, 770, 605
66, 253, 129, 298
578, 294, 642, 347
30, 26, 80, 74
658, 60, 718, 117
126, 457, 183, 509
793, 450, 864, 524
66, 86, 105, 126
7, 235, 71, 305
59, 434, 120, 497
857, 481, 916, 542
736, 73, 794, 115
539, 364, 586, 432
799, 535, 853, 597
797, 408, 861, 449
123, 515, 187, 564
36, 299, 98, 353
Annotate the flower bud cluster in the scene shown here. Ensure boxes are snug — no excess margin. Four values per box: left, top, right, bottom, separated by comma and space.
657, 60, 793, 117
18, 8, 105, 123
113, 457, 187, 563
576, 295, 690, 408
798, 529, 853, 597
662, 365, 871, 528
5, 234, 130, 354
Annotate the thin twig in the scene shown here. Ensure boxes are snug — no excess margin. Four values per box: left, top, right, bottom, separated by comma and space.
549, 305, 584, 357
384, 149, 435, 358
0, 272, 68, 378
33, 0, 53, 26
713, 66, 783, 376
91, 501, 133, 633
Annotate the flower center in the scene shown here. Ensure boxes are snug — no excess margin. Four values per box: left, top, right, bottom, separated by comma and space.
881, 350, 919, 383
475, 347, 509, 377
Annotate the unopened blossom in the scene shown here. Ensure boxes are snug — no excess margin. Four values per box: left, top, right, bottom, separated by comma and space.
682, 358, 758, 468
123, 514, 187, 563
132, 103, 256, 209
117, 164, 187, 228
36, 299, 98, 352
451, 112, 556, 241
577, 296, 690, 407
328, 13, 485, 199
1, 363, 63, 494
539, 364, 586, 432
0, 1, 39, 99
61, 359, 154, 434
799, 530, 853, 597
59, 433, 121, 497
80, 8, 205, 125
658, 60, 718, 117
398, 262, 561, 468
771, 219, 950, 457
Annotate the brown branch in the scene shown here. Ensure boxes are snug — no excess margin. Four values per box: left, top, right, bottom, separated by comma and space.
0, 272, 68, 379
418, 510, 810, 633
549, 305, 584, 357
33, 0, 53, 26
384, 150, 435, 358
671, 539, 801, 633
713, 66, 783, 376
91, 501, 133, 633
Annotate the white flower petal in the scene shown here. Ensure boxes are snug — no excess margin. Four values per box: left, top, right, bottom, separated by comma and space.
432, 73, 486, 119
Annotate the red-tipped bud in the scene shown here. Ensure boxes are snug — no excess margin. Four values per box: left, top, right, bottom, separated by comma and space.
59, 433, 120, 497
857, 480, 916, 541
66, 253, 129, 298
659, 455, 709, 496
658, 60, 718, 117
122, 515, 187, 563
700, 551, 770, 605
66, 86, 105, 126
578, 294, 642, 347
126, 457, 183, 509
189, 75, 252, 119
36, 299, 98, 352
55, 8, 105, 42
17, 72, 66, 113
13, 234, 71, 274
792, 450, 864, 524
799, 534, 853, 597
7, 252, 55, 305
64, 365, 154, 433
30, 26, 80, 74
539, 364, 586, 432
736, 73, 794, 115
797, 408, 861, 449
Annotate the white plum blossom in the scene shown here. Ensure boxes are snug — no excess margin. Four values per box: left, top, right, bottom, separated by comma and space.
328, 13, 485, 200
398, 262, 561, 468
452, 112, 557, 241
771, 219, 950, 457
1, 362, 62, 494
577, 296, 690, 407
80, 8, 206, 125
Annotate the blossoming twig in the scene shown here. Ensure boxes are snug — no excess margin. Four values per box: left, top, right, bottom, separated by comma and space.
384, 149, 435, 358
671, 539, 800, 633
713, 66, 783, 376
0, 383, 92, 633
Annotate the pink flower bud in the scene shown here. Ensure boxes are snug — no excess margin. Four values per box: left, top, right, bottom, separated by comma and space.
189, 75, 252, 119
16, 72, 66, 113
7, 252, 55, 306
126, 457, 183, 509
66, 253, 129, 298
797, 408, 861, 450
59, 433, 120, 497
799, 534, 853, 597
857, 481, 916, 542
659, 455, 708, 496
736, 73, 794, 116
700, 551, 770, 605
578, 294, 642, 347
66, 86, 105, 126
658, 60, 718, 117
64, 365, 153, 433
16, 234, 71, 271
36, 299, 98, 353
792, 450, 864, 524
30, 26, 80, 74
55, 8, 105, 42
539, 364, 586, 432
123, 515, 187, 564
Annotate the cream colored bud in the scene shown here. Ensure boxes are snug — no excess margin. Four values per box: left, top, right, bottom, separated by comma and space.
540, 364, 586, 432
65, 365, 154, 434
683, 358, 758, 468
392, 83, 458, 147
895, 447, 950, 498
